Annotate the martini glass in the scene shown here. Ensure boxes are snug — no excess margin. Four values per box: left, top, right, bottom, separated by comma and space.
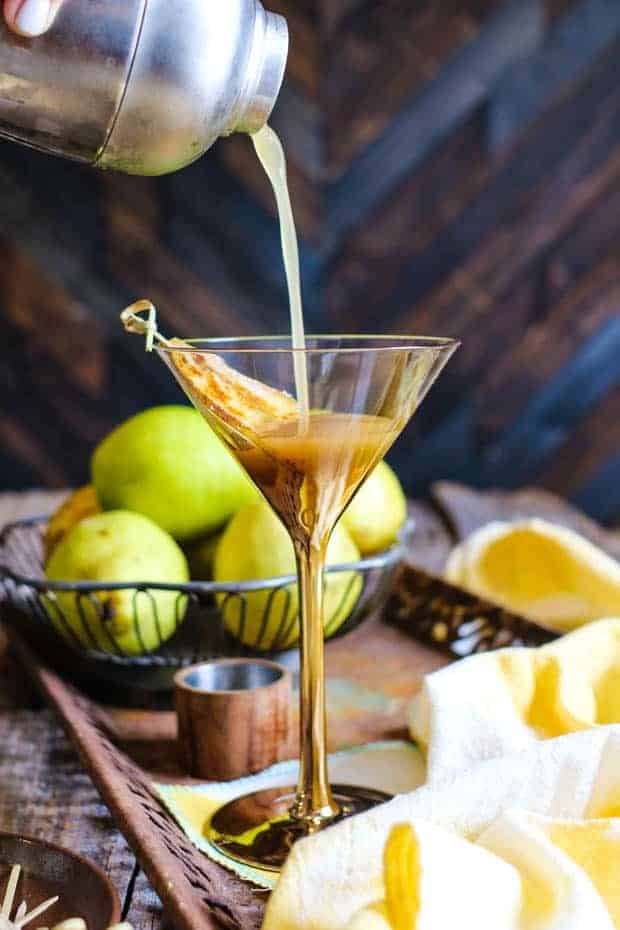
146, 326, 458, 870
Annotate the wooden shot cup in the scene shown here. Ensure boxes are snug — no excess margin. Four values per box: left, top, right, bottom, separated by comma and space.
174, 658, 293, 781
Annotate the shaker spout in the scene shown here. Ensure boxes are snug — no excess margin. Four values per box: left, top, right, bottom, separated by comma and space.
233, 7, 289, 135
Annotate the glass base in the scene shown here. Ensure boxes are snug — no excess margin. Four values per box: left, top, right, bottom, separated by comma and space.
208, 784, 391, 872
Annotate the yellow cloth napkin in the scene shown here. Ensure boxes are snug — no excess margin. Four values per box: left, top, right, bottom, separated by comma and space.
264, 620, 620, 930
445, 518, 620, 632
155, 740, 425, 890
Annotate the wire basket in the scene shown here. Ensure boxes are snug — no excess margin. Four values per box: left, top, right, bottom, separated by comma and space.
0, 517, 405, 692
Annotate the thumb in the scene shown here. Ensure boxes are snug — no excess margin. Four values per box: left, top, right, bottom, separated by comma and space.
4, 0, 58, 37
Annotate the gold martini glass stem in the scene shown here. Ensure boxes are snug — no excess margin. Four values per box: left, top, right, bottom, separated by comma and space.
121, 309, 460, 872
292, 539, 340, 823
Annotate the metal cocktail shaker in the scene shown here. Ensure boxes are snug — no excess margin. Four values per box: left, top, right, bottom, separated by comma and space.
0, 0, 288, 175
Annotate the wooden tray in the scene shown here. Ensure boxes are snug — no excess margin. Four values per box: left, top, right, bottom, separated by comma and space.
2, 483, 619, 930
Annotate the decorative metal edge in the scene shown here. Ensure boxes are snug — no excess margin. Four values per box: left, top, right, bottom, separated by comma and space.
0, 517, 404, 672
386, 564, 559, 657
0, 516, 404, 593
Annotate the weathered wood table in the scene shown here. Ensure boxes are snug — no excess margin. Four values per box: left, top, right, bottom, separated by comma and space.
0, 488, 452, 930
1, 486, 618, 929
0, 490, 166, 929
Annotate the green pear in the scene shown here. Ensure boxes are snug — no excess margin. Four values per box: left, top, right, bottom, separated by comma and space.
214, 500, 362, 651
45, 511, 189, 655
91, 405, 258, 542
341, 460, 407, 554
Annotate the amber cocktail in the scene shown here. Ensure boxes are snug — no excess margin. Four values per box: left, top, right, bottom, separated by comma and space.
123, 309, 457, 871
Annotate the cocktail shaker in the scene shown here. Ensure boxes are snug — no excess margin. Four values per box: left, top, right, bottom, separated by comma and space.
0, 0, 288, 175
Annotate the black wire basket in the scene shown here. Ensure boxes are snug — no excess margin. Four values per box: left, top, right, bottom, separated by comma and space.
0, 516, 405, 692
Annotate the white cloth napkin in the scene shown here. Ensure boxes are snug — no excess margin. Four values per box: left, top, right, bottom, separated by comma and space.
410, 617, 620, 780
265, 726, 620, 930
264, 619, 620, 930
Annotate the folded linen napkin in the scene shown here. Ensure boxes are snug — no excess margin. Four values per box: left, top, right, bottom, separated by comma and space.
410, 617, 620, 780
265, 619, 620, 930
264, 725, 620, 930
344, 811, 620, 930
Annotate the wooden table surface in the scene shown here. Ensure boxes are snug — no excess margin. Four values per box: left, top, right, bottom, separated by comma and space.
0, 491, 166, 930
1, 486, 617, 930
0, 488, 453, 930
0, 487, 456, 930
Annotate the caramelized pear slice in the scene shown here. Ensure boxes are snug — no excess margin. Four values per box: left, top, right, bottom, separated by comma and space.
121, 302, 298, 434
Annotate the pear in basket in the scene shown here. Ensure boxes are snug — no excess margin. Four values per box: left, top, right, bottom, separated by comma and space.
44, 485, 101, 562
45, 511, 189, 655
214, 499, 362, 650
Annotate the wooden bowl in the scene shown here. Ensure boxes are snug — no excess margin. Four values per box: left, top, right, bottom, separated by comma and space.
0, 834, 121, 930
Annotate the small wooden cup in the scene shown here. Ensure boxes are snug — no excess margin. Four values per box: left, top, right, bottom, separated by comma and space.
174, 658, 293, 781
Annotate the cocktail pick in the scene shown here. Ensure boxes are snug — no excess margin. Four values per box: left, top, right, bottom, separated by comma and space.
120, 300, 168, 352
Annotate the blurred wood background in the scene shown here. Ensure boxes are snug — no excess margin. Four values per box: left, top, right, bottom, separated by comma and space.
0, 0, 618, 523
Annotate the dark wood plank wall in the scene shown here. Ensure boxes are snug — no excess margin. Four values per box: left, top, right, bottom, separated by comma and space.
0, 0, 618, 523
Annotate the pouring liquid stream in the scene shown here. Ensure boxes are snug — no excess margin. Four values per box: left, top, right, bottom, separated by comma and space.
252, 125, 310, 425
160, 127, 397, 859
122, 121, 456, 872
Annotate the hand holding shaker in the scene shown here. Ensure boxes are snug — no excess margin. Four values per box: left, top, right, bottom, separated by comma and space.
0, 0, 288, 175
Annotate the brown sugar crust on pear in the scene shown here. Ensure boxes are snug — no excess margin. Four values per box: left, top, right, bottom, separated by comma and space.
168, 339, 298, 434
120, 302, 298, 433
